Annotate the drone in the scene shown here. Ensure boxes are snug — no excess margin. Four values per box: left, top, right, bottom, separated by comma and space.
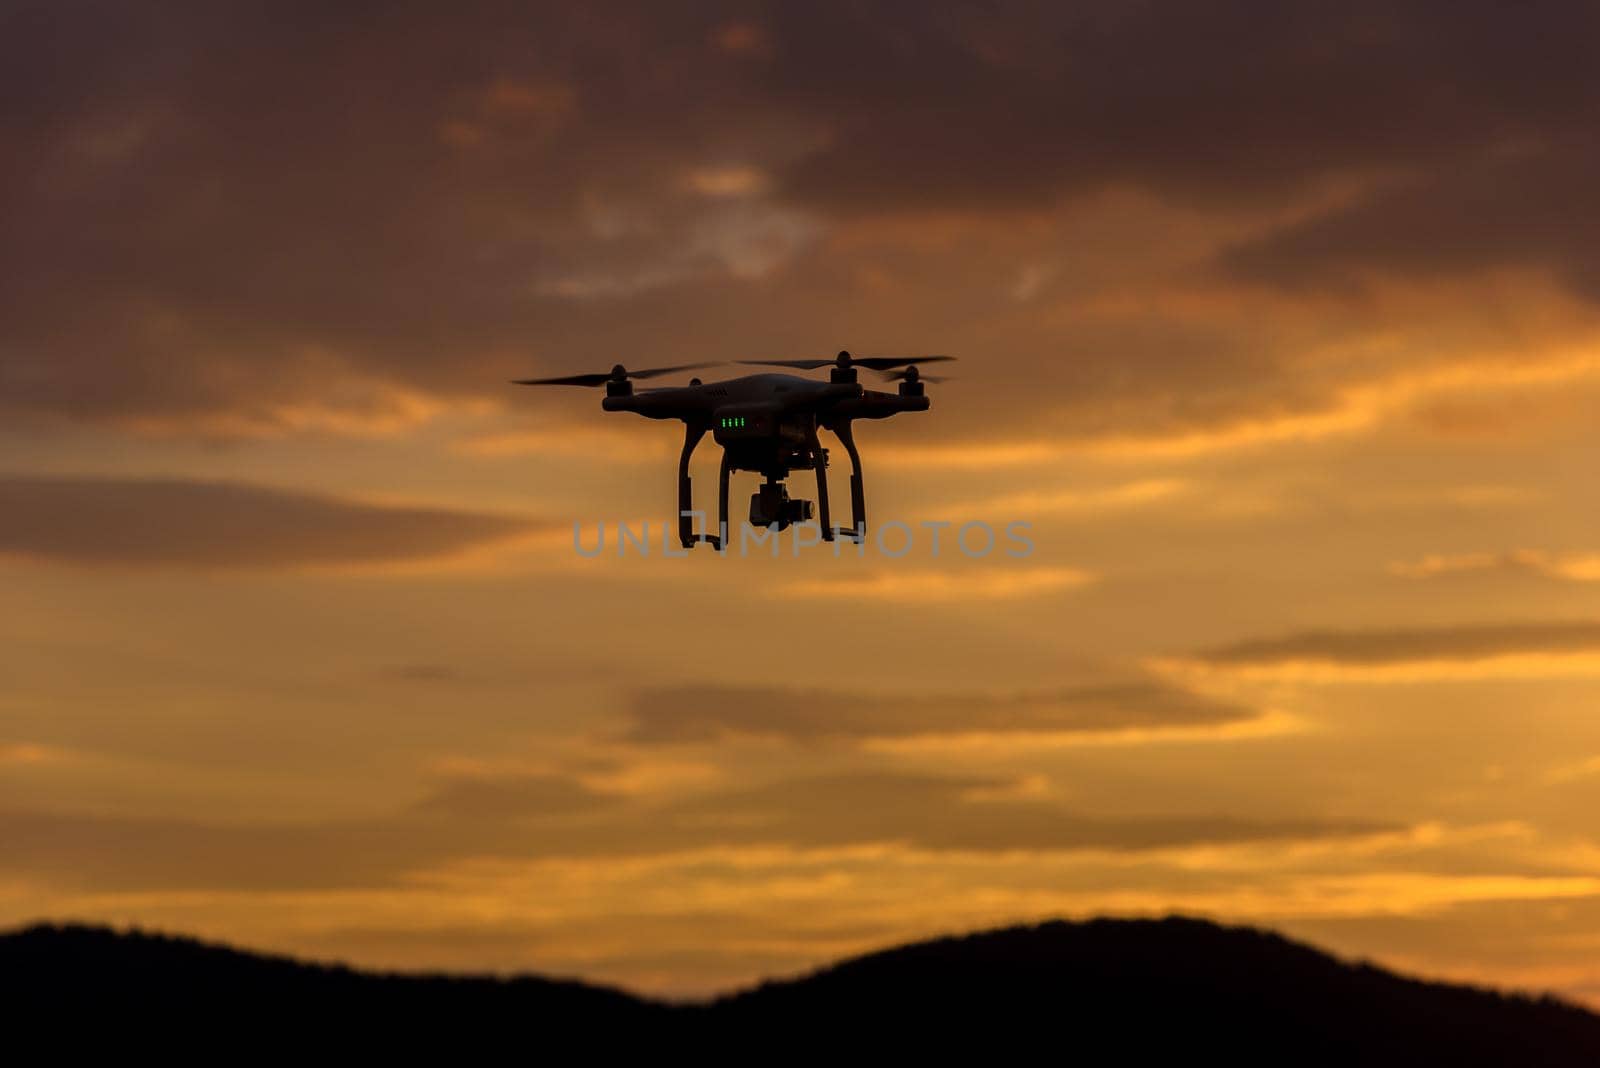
513, 350, 952, 549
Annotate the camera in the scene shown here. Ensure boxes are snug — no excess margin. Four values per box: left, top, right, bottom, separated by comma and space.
749, 481, 813, 530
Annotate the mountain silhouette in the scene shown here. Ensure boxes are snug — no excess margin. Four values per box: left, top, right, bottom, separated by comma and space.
8, 915, 1599, 1062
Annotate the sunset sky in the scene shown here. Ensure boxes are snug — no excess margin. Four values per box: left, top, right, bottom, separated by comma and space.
5, 1, 1600, 1002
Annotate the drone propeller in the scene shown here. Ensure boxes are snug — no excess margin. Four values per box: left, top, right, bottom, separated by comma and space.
512, 362, 719, 387
738, 358, 835, 370
851, 353, 955, 371
740, 350, 955, 373
878, 366, 952, 384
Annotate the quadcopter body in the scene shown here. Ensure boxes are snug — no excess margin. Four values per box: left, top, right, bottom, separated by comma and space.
514, 351, 948, 548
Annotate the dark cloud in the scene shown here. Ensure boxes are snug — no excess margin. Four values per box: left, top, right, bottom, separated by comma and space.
1222, 140, 1600, 297
0, 1, 778, 427
1192, 620, 1600, 666
0, 808, 465, 891
1, 771, 1388, 891
765, 2, 1600, 212
626, 680, 1256, 743
760, 2, 1600, 302
412, 773, 617, 821
1, 772, 615, 891
5, 2, 1597, 435
0, 475, 540, 568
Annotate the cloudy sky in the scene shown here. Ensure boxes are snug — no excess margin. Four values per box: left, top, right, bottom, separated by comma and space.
5, 0, 1600, 1001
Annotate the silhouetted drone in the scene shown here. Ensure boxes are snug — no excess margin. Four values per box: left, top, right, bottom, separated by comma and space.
513, 351, 952, 549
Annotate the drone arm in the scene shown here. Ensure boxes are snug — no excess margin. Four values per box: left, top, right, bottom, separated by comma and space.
603, 387, 709, 419
824, 389, 929, 421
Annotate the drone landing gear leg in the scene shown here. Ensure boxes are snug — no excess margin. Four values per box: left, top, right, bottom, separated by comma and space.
677, 423, 707, 549
805, 423, 833, 541
716, 450, 733, 551
834, 419, 866, 540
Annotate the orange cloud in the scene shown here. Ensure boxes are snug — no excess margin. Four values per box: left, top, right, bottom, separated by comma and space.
625, 679, 1261, 744
0, 742, 74, 766
1390, 550, 1600, 582
685, 166, 771, 198
1157, 620, 1600, 683
936, 478, 1186, 517
880, 348, 1600, 467
777, 566, 1094, 602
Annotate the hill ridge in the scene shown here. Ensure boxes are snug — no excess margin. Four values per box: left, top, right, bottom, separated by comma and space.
7, 914, 1599, 1062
